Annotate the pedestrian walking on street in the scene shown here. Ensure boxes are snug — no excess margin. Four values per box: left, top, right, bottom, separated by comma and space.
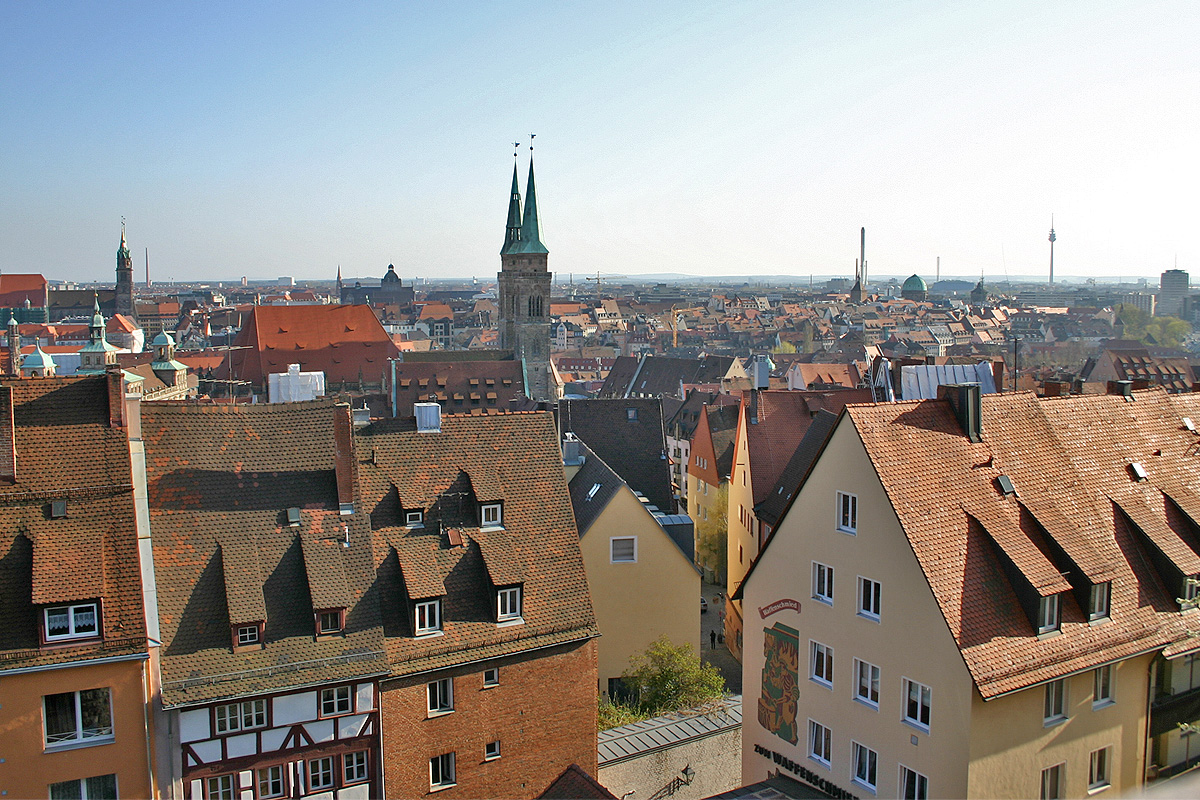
710, 629, 717, 650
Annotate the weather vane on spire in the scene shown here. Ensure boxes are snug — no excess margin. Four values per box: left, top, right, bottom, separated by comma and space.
513, 141, 520, 158
529, 133, 536, 152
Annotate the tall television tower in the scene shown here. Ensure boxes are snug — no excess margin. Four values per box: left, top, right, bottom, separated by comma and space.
1048, 216, 1056, 285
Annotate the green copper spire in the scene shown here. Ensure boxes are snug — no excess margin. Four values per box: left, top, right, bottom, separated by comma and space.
518, 156, 548, 255
501, 160, 523, 255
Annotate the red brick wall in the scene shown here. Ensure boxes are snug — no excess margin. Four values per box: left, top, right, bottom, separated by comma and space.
380, 638, 597, 799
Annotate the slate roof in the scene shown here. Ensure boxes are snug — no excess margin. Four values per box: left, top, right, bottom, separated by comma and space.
558, 399, 674, 512
356, 412, 597, 676
391, 359, 525, 417
844, 388, 1200, 698
224, 304, 399, 389
0, 376, 146, 672
598, 355, 737, 399
141, 399, 387, 707
756, 409, 838, 528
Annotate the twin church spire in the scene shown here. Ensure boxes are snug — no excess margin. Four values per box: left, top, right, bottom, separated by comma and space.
501, 145, 547, 257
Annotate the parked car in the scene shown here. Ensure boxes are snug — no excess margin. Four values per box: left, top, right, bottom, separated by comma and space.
700, 597, 708, 613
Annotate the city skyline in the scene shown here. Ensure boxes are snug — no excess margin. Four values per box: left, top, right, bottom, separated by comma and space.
1, 1, 1196, 285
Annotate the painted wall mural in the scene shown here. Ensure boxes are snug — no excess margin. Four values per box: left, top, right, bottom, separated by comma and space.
758, 621, 799, 744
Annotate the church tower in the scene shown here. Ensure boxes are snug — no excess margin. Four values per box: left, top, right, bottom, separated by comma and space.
116, 222, 136, 322
498, 145, 552, 401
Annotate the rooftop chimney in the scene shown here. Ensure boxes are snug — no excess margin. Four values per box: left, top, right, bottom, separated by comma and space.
415, 402, 441, 433
0, 386, 14, 482
1107, 380, 1133, 398
333, 404, 355, 514
938, 383, 982, 443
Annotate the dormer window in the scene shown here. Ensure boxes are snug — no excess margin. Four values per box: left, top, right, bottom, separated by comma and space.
497, 586, 523, 623
317, 609, 344, 636
406, 510, 425, 528
235, 623, 262, 647
1089, 582, 1111, 621
44, 602, 99, 642
481, 503, 502, 528
1037, 594, 1061, 634
415, 599, 442, 635
50, 499, 67, 519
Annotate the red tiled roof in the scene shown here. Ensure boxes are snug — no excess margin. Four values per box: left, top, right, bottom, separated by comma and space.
0, 274, 47, 308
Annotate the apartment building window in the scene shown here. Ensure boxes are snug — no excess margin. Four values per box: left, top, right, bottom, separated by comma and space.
808, 719, 832, 765
44, 601, 99, 641
214, 698, 267, 734
344, 751, 369, 784
497, 586, 522, 621
900, 766, 928, 800
1040, 763, 1065, 800
611, 536, 637, 563
854, 659, 880, 707
904, 679, 932, 730
811, 642, 834, 688
858, 576, 881, 620
1089, 582, 1111, 621
428, 678, 453, 715
812, 562, 834, 605
257, 765, 285, 798
430, 753, 456, 789
49, 774, 117, 800
483, 667, 500, 687
1044, 679, 1067, 725
851, 741, 878, 792
1093, 665, 1114, 708
320, 686, 352, 717
837, 491, 857, 533
44, 688, 113, 747
206, 775, 235, 800
308, 756, 335, 791
1038, 593, 1061, 634
485, 740, 501, 760
1088, 746, 1111, 792
415, 599, 442, 635
317, 609, 343, 635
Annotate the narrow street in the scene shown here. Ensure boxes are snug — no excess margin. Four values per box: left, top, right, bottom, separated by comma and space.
700, 580, 742, 694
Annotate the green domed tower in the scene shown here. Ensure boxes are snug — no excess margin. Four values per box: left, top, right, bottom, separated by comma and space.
901, 274, 928, 302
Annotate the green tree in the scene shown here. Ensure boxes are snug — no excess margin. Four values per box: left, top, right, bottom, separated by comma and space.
695, 483, 728, 581
623, 636, 725, 713
1116, 304, 1148, 339
771, 339, 797, 355
1143, 316, 1192, 349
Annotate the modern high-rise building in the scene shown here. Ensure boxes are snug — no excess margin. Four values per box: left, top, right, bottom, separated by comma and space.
498, 153, 552, 401
1157, 269, 1189, 318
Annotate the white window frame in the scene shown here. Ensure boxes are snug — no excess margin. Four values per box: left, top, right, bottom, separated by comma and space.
318, 609, 343, 635
854, 659, 880, 708
1041, 762, 1065, 800
236, 624, 260, 646
415, 599, 442, 635
808, 719, 832, 766
1044, 679, 1067, 725
485, 740, 501, 761
497, 586, 522, 622
851, 740, 878, 792
1038, 593, 1061, 634
308, 756, 335, 791
44, 602, 99, 641
206, 775, 235, 800
405, 509, 424, 527
1088, 746, 1111, 792
257, 765, 286, 799
430, 752, 456, 789
610, 536, 637, 563
483, 667, 500, 687
49, 774, 118, 800
903, 678, 932, 730
811, 641, 834, 688
812, 562, 834, 606
43, 688, 113, 747
900, 765, 928, 800
857, 576, 881, 621
427, 677, 453, 715
214, 698, 267, 734
319, 685, 352, 717
481, 503, 502, 527
837, 491, 857, 534
343, 751, 369, 784
1089, 582, 1111, 621
1093, 664, 1114, 708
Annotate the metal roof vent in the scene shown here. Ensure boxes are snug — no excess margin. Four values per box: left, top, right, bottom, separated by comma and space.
50, 499, 67, 519
996, 475, 1016, 496
286, 507, 301, 526
414, 402, 441, 433
1130, 462, 1149, 482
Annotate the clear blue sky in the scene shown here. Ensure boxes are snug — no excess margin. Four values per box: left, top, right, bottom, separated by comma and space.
1, 1, 1196, 285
